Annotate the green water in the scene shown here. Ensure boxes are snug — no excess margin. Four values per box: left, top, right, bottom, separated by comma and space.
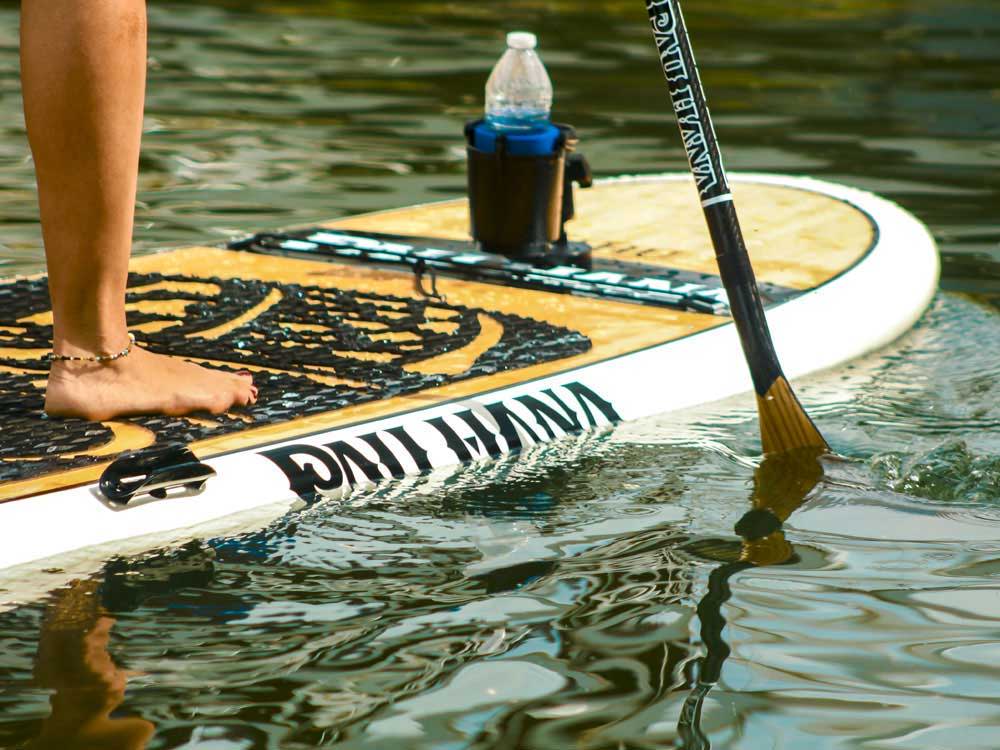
1, 1, 999, 748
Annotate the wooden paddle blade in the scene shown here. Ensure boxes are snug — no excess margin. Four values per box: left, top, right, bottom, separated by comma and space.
756, 376, 829, 455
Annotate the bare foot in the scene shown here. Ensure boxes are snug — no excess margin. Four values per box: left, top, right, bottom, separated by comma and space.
45, 345, 258, 421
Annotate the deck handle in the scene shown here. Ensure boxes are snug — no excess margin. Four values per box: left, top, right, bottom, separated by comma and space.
99, 444, 216, 505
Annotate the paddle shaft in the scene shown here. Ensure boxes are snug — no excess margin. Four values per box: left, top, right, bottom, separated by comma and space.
644, 0, 828, 454
643, 0, 781, 395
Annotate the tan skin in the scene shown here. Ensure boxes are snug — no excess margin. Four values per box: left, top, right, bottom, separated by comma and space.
21, 0, 256, 420
29, 580, 154, 750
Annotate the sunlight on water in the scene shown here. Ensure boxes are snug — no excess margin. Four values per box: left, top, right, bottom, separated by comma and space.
0, 0, 998, 748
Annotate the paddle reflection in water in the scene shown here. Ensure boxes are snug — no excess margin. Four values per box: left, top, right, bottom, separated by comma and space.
678, 447, 825, 750
416, 443, 832, 746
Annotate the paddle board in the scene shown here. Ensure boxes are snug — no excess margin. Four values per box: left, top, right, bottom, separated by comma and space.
0, 173, 939, 575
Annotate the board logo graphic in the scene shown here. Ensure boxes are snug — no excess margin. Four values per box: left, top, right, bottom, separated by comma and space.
0, 274, 590, 487
647, 0, 724, 197
262, 381, 622, 501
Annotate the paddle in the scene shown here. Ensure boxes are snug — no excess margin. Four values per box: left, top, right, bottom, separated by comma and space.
642, 0, 828, 455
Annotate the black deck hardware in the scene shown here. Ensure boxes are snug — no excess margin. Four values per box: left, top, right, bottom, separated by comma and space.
99, 444, 217, 505
230, 228, 800, 316
464, 120, 593, 265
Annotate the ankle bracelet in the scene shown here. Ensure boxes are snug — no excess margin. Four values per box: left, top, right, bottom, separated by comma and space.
49, 333, 137, 363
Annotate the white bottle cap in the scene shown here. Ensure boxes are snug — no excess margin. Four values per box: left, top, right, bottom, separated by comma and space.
506, 31, 538, 50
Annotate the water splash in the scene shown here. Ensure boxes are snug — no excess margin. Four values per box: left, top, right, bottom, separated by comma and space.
871, 439, 1000, 504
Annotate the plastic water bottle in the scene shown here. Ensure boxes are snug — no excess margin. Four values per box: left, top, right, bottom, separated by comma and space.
485, 31, 553, 132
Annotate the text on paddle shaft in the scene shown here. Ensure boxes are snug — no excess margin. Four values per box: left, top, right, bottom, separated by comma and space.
261, 381, 621, 500
647, 0, 725, 198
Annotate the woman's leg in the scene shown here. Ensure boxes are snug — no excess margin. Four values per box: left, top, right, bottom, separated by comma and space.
21, 0, 255, 420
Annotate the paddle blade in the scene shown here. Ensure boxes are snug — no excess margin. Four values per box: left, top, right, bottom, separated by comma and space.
756, 375, 829, 455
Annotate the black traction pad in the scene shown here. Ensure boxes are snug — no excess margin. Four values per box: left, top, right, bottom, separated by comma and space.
234, 228, 802, 315
0, 272, 591, 486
